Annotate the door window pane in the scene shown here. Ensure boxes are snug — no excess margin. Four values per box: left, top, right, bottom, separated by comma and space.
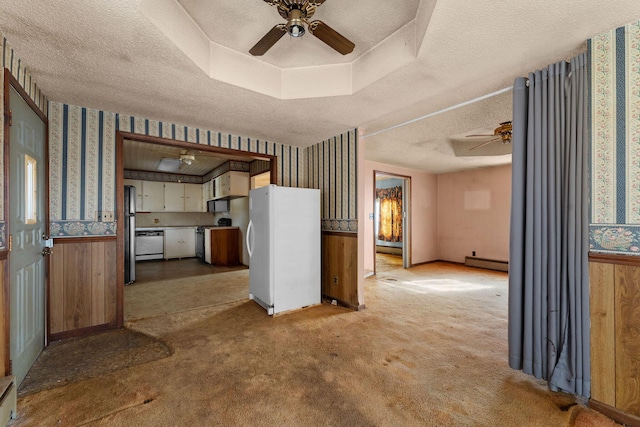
25, 155, 37, 224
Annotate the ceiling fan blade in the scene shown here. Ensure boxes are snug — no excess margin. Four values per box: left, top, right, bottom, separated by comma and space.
249, 24, 287, 56
308, 20, 355, 55
469, 137, 500, 151
465, 134, 495, 138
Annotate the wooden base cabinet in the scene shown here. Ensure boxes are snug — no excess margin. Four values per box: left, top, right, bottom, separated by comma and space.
205, 227, 240, 266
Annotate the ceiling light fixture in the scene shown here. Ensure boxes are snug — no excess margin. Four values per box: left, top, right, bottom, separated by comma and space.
180, 153, 195, 165
287, 7, 305, 37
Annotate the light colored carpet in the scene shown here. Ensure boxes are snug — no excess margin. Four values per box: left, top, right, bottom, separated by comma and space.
124, 269, 249, 321
11, 261, 616, 426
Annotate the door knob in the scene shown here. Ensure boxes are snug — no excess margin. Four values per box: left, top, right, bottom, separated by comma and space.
42, 247, 53, 256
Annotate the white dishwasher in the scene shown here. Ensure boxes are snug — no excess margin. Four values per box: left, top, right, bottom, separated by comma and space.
135, 230, 164, 261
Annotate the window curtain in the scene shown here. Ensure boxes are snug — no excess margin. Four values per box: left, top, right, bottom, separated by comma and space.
377, 186, 403, 242
508, 52, 590, 397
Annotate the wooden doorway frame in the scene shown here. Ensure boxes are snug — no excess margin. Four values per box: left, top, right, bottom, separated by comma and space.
372, 170, 411, 274
114, 131, 277, 325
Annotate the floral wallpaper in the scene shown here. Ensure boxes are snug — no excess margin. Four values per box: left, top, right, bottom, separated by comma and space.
589, 19, 640, 255
590, 225, 640, 253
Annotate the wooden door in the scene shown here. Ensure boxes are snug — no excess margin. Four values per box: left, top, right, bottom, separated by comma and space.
8, 84, 47, 385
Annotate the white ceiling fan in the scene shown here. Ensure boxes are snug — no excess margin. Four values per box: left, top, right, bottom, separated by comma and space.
158, 150, 197, 172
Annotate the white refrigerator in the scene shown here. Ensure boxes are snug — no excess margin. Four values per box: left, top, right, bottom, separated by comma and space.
246, 185, 321, 315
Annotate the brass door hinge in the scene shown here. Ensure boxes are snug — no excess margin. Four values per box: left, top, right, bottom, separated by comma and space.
8, 234, 12, 252
8, 109, 12, 126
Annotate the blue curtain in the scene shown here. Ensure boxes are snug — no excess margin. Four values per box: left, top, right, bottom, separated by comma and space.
508, 52, 590, 397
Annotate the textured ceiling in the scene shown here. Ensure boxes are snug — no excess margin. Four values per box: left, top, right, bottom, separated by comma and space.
1, 1, 640, 173
177, 0, 420, 68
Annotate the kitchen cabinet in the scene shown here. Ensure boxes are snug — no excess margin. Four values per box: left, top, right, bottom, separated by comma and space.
164, 182, 185, 212
213, 171, 249, 200
164, 227, 196, 259
124, 179, 164, 212
204, 227, 240, 265
202, 179, 213, 206
143, 181, 166, 212
184, 183, 204, 212
163, 183, 204, 212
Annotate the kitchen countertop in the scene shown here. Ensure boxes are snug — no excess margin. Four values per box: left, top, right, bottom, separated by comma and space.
204, 226, 239, 230
136, 226, 197, 231
135, 226, 239, 231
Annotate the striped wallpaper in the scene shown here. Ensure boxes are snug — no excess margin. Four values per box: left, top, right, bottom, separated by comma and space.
0, 32, 358, 239
306, 129, 358, 232
0, 34, 49, 248
49, 103, 360, 236
589, 19, 640, 254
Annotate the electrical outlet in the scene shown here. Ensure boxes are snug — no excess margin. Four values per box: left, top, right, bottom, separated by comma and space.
472, 251, 476, 257
154, 218, 159, 224
333, 276, 339, 285
96, 211, 114, 222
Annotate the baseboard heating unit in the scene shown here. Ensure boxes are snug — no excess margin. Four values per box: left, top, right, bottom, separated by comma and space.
464, 256, 509, 272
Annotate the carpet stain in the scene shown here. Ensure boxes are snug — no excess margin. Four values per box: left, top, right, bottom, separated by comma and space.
11, 261, 621, 426
18, 329, 171, 397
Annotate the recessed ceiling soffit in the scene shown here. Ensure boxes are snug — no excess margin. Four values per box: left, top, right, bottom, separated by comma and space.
141, 0, 436, 100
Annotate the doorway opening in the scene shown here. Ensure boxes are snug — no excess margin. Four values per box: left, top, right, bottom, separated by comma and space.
116, 132, 276, 323
373, 172, 410, 274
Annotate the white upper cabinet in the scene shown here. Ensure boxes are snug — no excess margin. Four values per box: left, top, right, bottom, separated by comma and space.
165, 182, 205, 212
164, 182, 185, 212
142, 181, 165, 212
124, 179, 164, 212
125, 179, 204, 212
213, 171, 249, 200
184, 183, 204, 212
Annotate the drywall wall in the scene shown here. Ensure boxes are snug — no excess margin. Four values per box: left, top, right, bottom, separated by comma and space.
364, 161, 438, 274
437, 164, 511, 263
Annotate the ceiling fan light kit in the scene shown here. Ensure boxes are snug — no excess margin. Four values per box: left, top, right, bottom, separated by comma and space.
287, 7, 306, 37
180, 153, 195, 165
250, 0, 355, 56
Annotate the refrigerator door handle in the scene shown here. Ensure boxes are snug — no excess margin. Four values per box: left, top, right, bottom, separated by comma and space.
246, 220, 253, 258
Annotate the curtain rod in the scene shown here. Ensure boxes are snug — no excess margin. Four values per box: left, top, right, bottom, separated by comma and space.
361, 86, 514, 139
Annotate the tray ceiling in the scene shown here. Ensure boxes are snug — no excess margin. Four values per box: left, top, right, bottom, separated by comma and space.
2, 1, 640, 173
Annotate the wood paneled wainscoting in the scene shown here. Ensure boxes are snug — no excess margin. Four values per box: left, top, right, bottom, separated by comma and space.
49, 237, 119, 341
589, 253, 640, 427
321, 231, 361, 310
